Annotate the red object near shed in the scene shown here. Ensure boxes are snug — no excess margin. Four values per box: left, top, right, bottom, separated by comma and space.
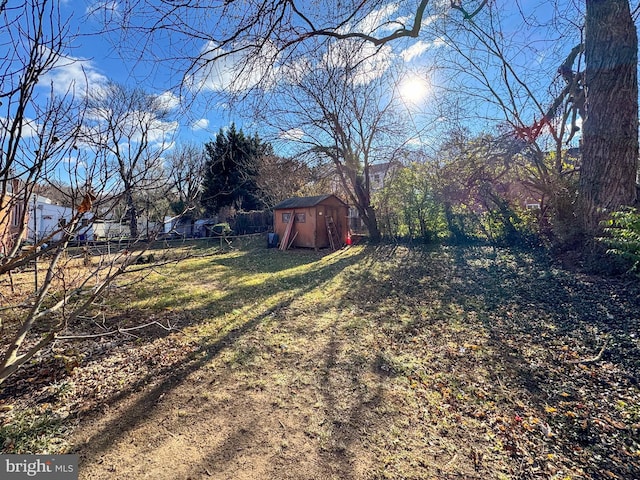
273, 195, 349, 250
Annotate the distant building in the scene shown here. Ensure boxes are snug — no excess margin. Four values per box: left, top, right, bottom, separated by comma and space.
26, 195, 104, 243
348, 161, 402, 232
0, 179, 26, 255
27, 196, 74, 242
368, 161, 401, 192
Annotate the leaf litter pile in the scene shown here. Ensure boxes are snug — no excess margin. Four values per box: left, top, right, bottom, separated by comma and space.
1, 243, 639, 479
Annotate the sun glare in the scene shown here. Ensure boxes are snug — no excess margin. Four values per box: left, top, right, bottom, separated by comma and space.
399, 76, 430, 105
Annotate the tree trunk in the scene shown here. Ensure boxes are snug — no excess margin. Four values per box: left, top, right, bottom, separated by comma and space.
126, 191, 139, 238
581, 0, 638, 235
353, 173, 381, 242
361, 205, 381, 242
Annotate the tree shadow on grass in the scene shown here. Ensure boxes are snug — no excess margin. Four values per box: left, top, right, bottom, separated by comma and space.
333, 243, 640, 479
313, 322, 386, 478
74, 298, 286, 466
12, 242, 640, 478
72, 247, 369, 469
206, 246, 328, 275
174, 250, 392, 480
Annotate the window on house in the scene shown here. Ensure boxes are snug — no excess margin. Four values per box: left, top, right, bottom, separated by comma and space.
11, 204, 21, 227
295, 213, 306, 223
282, 213, 291, 223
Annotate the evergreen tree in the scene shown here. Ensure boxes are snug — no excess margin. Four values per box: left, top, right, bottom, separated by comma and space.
201, 124, 269, 215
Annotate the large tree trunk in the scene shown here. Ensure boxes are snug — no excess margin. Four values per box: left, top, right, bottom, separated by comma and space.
359, 205, 381, 243
337, 158, 382, 242
580, 0, 638, 235
352, 172, 381, 242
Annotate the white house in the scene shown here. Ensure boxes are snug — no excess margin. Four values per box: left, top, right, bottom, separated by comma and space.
27, 195, 98, 242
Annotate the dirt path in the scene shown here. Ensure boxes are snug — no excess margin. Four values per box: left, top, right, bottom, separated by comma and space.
73, 308, 392, 479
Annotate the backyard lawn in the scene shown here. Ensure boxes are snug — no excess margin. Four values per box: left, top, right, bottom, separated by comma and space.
1, 239, 639, 479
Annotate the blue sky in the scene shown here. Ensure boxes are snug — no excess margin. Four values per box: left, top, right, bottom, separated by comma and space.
49, 1, 429, 144
21, 1, 603, 157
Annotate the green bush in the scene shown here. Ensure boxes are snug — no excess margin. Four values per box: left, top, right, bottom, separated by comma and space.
211, 223, 232, 236
600, 207, 640, 270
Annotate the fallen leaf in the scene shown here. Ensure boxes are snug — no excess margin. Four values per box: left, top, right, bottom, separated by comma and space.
539, 422, 553, 438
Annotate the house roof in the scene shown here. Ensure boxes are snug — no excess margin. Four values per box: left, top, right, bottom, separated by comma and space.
273, 194, 346, 210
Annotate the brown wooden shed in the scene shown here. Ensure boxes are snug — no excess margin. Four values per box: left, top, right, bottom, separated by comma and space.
273, 195, 349, 250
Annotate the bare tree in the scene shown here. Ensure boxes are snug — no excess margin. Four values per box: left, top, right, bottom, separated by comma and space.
108, 0, 637, 242
427, 6, 586, 241
0, 1, 181, 385
82, 82, 176, 238
0, 0, 95, 383
457, 1, 638, 240
257, 41, 409, 241
106, 1, 487, 98
255, 154, 311, 208
166, 142, 207, 220
0, 0, 80, 257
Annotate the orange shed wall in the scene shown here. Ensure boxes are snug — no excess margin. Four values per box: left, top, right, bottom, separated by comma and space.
292, 207, 316, 248
273, 210, 289, 247
274, 207, 318, 249
318, 202, 349, 247
274, 198, 349, 250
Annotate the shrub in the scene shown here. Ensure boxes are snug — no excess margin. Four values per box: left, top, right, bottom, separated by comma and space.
211, 223, 233, 236
600, 207, 640, 271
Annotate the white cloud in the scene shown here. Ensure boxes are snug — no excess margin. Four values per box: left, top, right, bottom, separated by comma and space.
153, 91, 181, 111
65, 156, 87, 169
400, 41, 431, 62
321, 40, 394, 85
81, 107, 178, 152
338, 5, 442, 39
406, 136, 424, 147
359, 4, 400, 34
281, 128, 305, 141
147, 118, 178, 146
422, 14, 442, 28
399, 38, 445, 62
0, 116, 38, 138
280, 57, 313, 86
115, 110, 177, 146
186, 41, 279, 93
191, 118, 209, 131
39, 56, 108, 98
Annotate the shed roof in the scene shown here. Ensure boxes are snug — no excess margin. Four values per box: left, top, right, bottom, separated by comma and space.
273, 194, 347, 210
